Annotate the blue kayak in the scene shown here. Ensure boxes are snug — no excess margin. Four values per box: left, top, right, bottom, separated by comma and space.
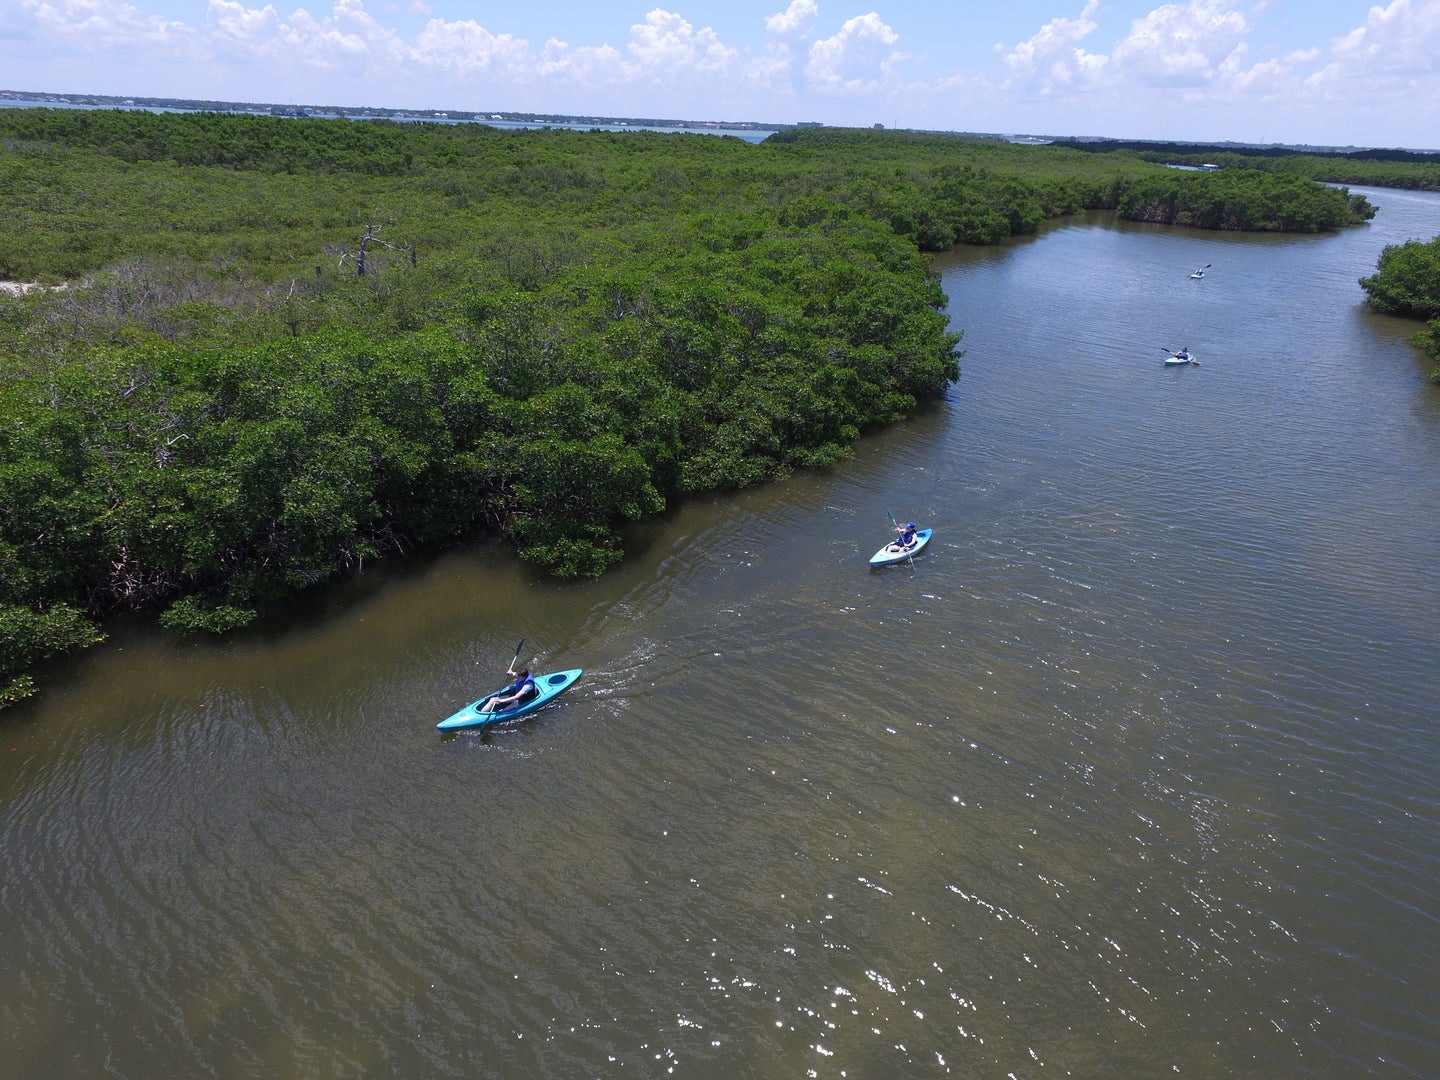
437, 669, 584, 730
870, 528, 933, 566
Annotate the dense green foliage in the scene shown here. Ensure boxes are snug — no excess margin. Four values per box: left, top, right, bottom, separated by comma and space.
1052, 138, 1440, 192
0, 115, 1375, 285
0, 111, 1380, 702
1359, 236, 1440, 378
1115, 169, 1372, 232
760, 128, 1374, 235
1360, 237, 1440, 318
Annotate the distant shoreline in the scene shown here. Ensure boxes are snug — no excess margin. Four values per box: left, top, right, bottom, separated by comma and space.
0, 88, 787, 136
5, 87, 1438, 155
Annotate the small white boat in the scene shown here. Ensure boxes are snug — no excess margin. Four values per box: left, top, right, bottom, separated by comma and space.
1190, 264, 1210, 279
1164, 353, 1199, 366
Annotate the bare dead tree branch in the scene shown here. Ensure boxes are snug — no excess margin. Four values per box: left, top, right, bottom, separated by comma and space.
334, 218, 416, 277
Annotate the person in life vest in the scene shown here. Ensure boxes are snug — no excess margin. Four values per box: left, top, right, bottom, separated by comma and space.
889, 521, 919, 552
480, 663, 537, 713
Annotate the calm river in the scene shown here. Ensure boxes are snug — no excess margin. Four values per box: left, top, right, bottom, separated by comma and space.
4, 187, 1439, 1078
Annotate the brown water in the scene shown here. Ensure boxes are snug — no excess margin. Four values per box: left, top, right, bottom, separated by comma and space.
4, 187, 1439, 1078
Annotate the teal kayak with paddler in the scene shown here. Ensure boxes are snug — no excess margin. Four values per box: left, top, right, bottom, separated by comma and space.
870, 528, 933, 566
437, 669, 584, 730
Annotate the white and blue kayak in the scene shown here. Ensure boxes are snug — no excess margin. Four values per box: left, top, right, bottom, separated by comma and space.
437, 669, 584, 730
1164, 353, 1199, 366
870, 529, 933, 566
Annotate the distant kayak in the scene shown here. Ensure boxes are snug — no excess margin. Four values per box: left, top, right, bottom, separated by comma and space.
870, 528, 933, 566
1164, 354, 1199, 366
437, 669, 584, 730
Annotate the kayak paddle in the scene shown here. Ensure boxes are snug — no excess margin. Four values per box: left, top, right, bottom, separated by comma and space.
885, 509, 916, 570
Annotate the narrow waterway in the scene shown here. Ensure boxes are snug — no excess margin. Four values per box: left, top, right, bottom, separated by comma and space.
4, 187, 1438, 1078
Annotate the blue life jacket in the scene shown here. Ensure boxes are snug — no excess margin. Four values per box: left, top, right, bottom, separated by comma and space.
511, 673, 536, 698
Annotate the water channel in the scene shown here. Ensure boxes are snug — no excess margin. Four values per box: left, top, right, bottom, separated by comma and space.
4, 186, 1439, 1078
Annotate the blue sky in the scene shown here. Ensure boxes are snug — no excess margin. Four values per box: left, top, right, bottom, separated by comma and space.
3, 1, 1437, 148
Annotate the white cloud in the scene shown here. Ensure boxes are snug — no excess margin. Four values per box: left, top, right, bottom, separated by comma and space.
999, 0, 1105, 93
207, 0, 409, 72
766, 0, 818, 37
411, 17, 534, 77
1210, 43, 1317, 103
414, 8, 746, 99
627, 9, 738, 76
205, 0, 280, 55
751, 0, 818, 92
1108, 0, 1250, 86
1098, 0, 1440, 125
806, 12, 902, 94
1290, 0, 1440, 130
24, 0, 195, 49
1324, 0, 1440, 80
11, 0, 1439, 144
532, 39, 627, 90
